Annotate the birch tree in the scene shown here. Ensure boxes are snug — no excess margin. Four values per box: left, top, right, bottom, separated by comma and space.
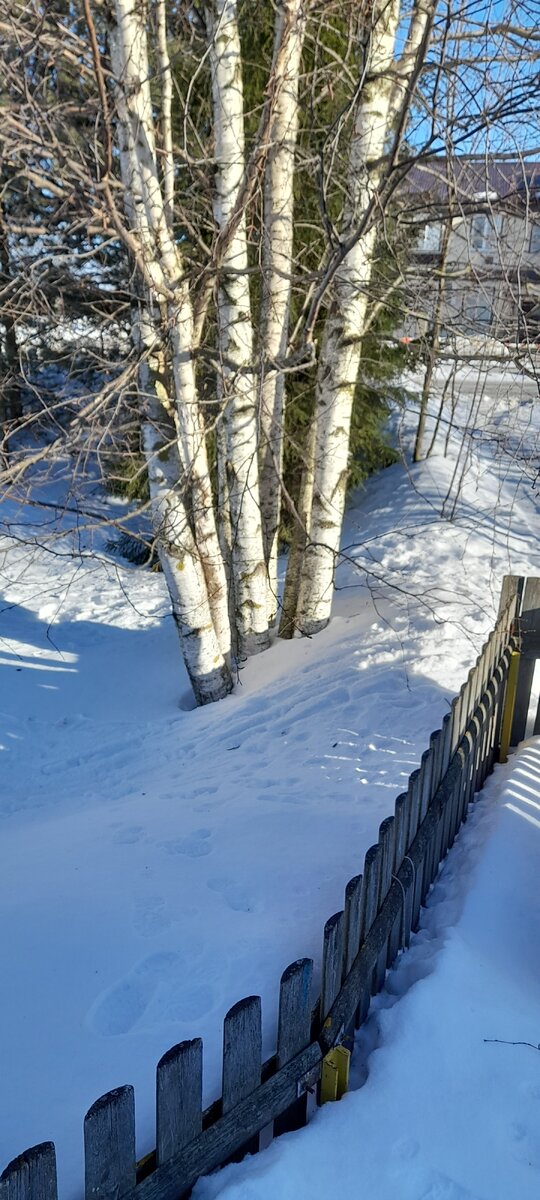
205, 0, 270, 655
292, 0, 435, 634
103, 0, 233, 702
258, 0, 306, 624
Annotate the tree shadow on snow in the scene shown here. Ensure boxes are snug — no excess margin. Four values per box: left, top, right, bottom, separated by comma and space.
0, 598, 195, 755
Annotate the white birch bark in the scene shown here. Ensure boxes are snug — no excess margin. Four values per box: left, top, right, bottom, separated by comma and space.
259, 0, 306, 625
109, 0, 232, 692
206, 0, 270, 657
295, 0, 402, 635
154, 0, 175, 226
108, 0, 176, 290
216, 400, 238, 659
168, 297, 232, 661
294, 0, 436, 635
388, 0, 434, 125
139, 343, 232, 704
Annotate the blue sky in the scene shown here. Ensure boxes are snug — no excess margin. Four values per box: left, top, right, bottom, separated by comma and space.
401, 0, 540, 159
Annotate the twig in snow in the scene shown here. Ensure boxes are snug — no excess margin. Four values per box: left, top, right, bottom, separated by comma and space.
484, 1039, 540, 1051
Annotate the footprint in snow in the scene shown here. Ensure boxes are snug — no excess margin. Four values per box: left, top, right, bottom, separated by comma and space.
157, 982, 216, 1023
88, 951, 218, 1034
509, 1120, 540, 1169
418, 1174, 484, 1200
88, 952, 179, 1036
133, 894, 171, 937
112, 824, 146, 845
521, 1079, 540, 1101
163, 828, 212, 857
194, 800, 224, 814
207, 875, 256, 913
257, 789, 307, 806
391, 1137, 419, 1162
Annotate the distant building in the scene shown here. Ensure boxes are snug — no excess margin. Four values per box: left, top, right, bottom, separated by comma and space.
401, 158, 540, 344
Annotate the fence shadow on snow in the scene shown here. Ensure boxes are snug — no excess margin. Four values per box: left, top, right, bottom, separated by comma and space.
2, 574, 540, 1200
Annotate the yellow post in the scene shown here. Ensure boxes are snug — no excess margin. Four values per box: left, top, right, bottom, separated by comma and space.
320, 1045, 350, 1104
135, 1151, 155, 1179
499, 651, 521, 763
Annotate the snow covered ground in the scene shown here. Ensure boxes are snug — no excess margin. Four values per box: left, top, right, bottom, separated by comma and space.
194, 741, 540, 1200
0, 363, 539, 1196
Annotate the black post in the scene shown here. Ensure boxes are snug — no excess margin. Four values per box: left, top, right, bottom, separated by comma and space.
510, 577, 540, 746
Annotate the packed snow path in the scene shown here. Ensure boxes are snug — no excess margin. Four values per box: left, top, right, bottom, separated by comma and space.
195, 741, 540, 1200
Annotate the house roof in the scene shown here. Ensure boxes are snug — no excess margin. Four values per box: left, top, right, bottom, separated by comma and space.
403, 157, 540, 206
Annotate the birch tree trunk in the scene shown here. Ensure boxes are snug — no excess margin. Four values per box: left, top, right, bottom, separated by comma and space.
139, 331, 232, 704
258, 0, 306, 625
216, 403, 238, 658
278, 413, 316, 638
206, 0, 270, 658
295, 0, 431, 634
152, 0, 231, 655
108, 0, 232, 699
168, 301, 232, 661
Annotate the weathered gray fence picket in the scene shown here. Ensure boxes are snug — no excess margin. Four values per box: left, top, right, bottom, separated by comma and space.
2, 574, 539, 1200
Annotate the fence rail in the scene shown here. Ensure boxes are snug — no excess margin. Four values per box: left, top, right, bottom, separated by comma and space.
3, 574, 539, 1200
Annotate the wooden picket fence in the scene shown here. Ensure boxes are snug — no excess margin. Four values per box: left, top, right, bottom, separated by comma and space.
3, 574, 539, 1200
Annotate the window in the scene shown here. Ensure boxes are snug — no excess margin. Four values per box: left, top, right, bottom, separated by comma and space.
517, 173, 540, 198
471, 214, 489, 249
466, 301, 492, 325
530, 223, 540, 254
417, 223, 441, 253
471, 212, 503, 251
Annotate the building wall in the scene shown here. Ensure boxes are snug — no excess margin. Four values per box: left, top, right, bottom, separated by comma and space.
409, 207, 540, 343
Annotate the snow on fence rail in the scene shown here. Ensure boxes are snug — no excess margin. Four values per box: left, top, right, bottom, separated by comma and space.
2, 575, 539, 1200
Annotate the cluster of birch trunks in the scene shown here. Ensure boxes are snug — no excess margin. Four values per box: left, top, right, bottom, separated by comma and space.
90, 0, 436, 703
